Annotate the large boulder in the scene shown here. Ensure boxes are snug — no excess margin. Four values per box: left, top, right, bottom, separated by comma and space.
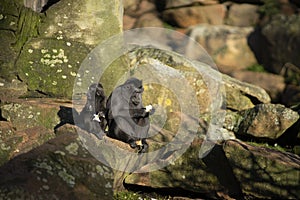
162, 4, 226, 28
1, 0, 123, 98
249, 14, 300, 74
0, 125, 114, 199
224, 104, 299, 140
125, 139, 300, 199
231, 71, 285, 102
0, 98, 79, 166
225, 3, 259, 27
123, 47, 270, 113
0, 0, 24, 80
188, 25, 258, 73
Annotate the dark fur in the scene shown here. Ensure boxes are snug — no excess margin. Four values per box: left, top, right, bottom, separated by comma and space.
79, 83, 106, 139
106, 77, 153, 153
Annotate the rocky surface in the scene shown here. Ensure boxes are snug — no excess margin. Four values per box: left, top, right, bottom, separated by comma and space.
250, 14, 300, 74
1, 45, 300, 199
125, 139, 300, 199
0, 125, 114, 200
123, 0, 300, 105
0, 0, 300, 199
231, 71, 285, 102
0, 0, 123, 98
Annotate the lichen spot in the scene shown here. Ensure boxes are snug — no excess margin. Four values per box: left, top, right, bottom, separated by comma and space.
165, 98, 172, 106
65, 142, 79, 155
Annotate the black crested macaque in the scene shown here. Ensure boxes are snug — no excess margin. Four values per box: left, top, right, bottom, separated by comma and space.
106, 77, 154, 153
79, 83, 106, 139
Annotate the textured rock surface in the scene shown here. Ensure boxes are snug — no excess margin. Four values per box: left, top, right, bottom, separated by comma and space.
126, 47, 270, 113
0, 98, 78, 165
0, 126, 114, 199
162, 4, 226, 28
0, 0, 123, 98
224, 140, 300, 199
250, 15, 300, 74
188, 25, 257, 73
125, 139, 300, 199
231, 71, 285, 102
225, 3, 259, 26
237, 104, 299, 139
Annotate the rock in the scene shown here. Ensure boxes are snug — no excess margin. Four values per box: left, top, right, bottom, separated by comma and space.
282, 85, 300, 107
0, 79, 27, 100
125, 47, 270, 113
188, 25, 257, 73
225, 3, 259, 27
249, 15, 300, 74
0, 126, 114, 199
281, 63, 300, 106
123, 15, 136, 30
162, 4, 226, 28
133, 12, 164, 28
0, 121, 20, 166
124, 0, 157, 17
221, 71, 271, 111
224, 140, 300, 199
231, 71, 285, 102
163, 0, 219, 9
123, 0, 163, 29
125, 138, 300, 199
0, 99, 79, 165
0, 98, 62, 131
16, 38, 90, 98
0, 0, 22, 80
38, 0, 123, 47
237, 104, 299, 139
24, 0, 48, 12
124, 139, 233, 199
1, 0, 123, 98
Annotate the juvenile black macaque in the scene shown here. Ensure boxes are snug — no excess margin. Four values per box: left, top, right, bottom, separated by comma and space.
79, 83, 107, 139
106, 77, 154, 153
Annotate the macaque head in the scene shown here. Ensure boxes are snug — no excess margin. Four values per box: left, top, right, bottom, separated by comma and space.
121, 77, 144, 105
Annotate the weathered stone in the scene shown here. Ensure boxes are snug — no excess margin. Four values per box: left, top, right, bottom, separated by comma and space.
282, 84, 300, 107
16, 38, 89, 98
39, 0, 123, 47
225, 3, 259, 27
188, 25, 257, 73
0, 126, 114, 199
162, 4, 226, 28
123, 15, 136, 30
237, 104, 299, 139
0, 79, 27, 100
163, 0, 219, 9
12, 0, 123, 98
0, 121, 20, 166
221, 71, 271, 110
124, 140, 230, 199
249, 15, 300, 74
125, 47, 270, 113
124, 0, 156, 17
24, 0, 48, 12
231, 71, 285, 102
125, 138, 300, 199
0, 98, 62, 131
224, 140, 300, 199
0, 0, 22, 80
133, 12, 164, 28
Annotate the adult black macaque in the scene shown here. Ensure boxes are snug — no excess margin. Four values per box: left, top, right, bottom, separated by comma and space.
79, 83, 107, 139
106, 77, 154, 153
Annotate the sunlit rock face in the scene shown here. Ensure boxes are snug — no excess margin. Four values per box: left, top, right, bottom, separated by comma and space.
1, 0, 123, 98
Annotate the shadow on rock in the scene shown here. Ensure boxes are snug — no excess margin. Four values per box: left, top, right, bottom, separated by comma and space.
54, 106, 79, 131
